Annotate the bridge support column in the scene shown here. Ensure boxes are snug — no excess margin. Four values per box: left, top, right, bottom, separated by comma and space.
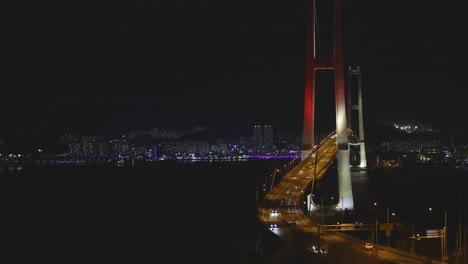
347, 66, 368, 169
357, 67, 367, 168
334, 0, 354, 210
301, 0, 316, 161
303, 0, 354, 209
337, 149, 354, 210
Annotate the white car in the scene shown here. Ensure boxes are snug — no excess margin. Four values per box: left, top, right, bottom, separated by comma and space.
311, 245, 319, 254
365, 243, 373, 249
310, 245, 328, 254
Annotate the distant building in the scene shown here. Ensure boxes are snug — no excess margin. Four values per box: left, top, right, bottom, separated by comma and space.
147, 128, 183, 140
177, 140, 210, 154
380, 139, 441, 153
236, 136, 254, 154
253, 125, 274, 153
275, 133, 301, 154
60, 133, 78, 144
392, 123, 434, 133
417, 147, 449, 164
375, 154, 402, 168
128, 129, 147, 140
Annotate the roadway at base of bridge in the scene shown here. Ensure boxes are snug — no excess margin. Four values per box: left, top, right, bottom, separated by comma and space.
307, 200, 353, 213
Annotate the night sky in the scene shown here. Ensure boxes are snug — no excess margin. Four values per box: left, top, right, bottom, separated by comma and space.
4, 0, 467, 140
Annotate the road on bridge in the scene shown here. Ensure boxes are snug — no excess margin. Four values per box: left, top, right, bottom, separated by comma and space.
257, 132, 443, 264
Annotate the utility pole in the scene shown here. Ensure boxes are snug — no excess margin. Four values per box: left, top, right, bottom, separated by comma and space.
439, 209, 448, 263
409, 209, 447, 262
464, 201, 466, 264
318, 195, 324, 255
341, 197, 344, 223
445, 209, 448, 263
309, 143, 319, 212
410, 222, 415, 253
321, 196, 324, 225
458, 199, 462, 264
441, 227, 445, 263
387, 204, 390, 247
375, 216, 378, 261
256, 186, 258, 207
270, 166, 277, 192
375, 217, 378, 245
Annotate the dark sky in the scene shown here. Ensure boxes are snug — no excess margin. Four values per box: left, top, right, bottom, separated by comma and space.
4, 0, 467, 139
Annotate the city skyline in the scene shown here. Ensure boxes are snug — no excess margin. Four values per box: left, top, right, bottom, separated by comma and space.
4, 1, 467, 140
2, 120, 467, 156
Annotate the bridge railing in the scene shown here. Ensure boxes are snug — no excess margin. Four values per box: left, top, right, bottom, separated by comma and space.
333, 231, 445, 263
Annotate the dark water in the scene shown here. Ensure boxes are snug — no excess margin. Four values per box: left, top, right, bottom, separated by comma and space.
3, 160, 280, 263
3, 161, 468, 263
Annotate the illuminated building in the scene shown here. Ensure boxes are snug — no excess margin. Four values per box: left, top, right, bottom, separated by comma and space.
253, 125, 274, 153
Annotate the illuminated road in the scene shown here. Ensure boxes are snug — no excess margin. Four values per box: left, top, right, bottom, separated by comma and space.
257, 131, 445, 263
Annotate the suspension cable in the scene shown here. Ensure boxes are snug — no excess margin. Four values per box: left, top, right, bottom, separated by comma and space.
313, 0, 320, 50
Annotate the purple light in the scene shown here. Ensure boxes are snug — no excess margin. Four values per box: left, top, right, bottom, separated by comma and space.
248, 154, 301, 159
153, 146, 158, 160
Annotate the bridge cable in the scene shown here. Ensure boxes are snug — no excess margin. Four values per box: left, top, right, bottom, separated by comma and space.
313, 0, 335, 143
313, 0, 321, 50
270, 164, 278, 192
308, 141, 320, 212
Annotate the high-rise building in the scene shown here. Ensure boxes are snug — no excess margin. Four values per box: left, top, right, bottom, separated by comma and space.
253, 125, 274, 153
147, 128, 183, 140
60, 133, 78, 144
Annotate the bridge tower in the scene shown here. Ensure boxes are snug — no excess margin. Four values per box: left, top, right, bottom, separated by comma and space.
347, 66, 367, 169
302, 0, 354, 209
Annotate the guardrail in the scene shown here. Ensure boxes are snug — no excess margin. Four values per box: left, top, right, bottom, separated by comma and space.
334, 231, 445, 263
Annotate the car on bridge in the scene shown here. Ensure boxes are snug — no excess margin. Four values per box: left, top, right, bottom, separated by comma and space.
310, 244, 328, 254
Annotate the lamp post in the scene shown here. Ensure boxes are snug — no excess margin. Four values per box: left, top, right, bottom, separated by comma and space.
428, 207, 447, 262
443, 209, 447, 263
372, 202, 379, 261
387, 204, 390, 247
375, 215, 378, 245
409, 207, 448, 262
384, 205, 396, 247
371, 202, 378, 245
321, 195, 324, 225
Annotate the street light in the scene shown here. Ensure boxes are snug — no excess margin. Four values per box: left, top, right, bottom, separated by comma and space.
412, 207, 448, 262
443, 209, 447, 263
387, 204, 390, 247
371, 202, 378, 245
384, 204, 397, 247
430, 207, 447, 262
